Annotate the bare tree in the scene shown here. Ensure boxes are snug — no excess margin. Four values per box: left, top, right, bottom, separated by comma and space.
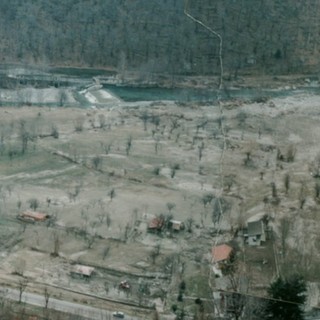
44, 286, 50, 309
286, 144, 296, 162
198, 141, 205, 161
100, 141, 112, 154
169, 118, 180, 134
284, 173, 290, 195
19, 120, 32, 154
102, 246, 110, 260
18, 278, 28, 303
185, 217, 194, 233
85, 234, 96, 249
51, 231, 60, 257
140, 111, 149, 131
92, 155, 102, 170
109, 188, 115, 201
299, 181, 307, 209
166, 202, 176, 214
74, 117, 85, 132
150, 243, 161, 265
279, 218, 291, 259
51, 125, 59, 138
28, 198, 39, 211
170, 163, 180, 178
126, 135, 133, 156
106, 213, 112, 227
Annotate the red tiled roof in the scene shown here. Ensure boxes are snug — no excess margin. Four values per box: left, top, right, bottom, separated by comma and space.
211, 244, 233, 262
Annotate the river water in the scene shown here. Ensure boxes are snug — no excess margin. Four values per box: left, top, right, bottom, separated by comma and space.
104, 83, 320, 103
0, 64, 320, 105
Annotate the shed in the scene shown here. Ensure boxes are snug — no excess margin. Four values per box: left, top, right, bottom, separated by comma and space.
169, 220, 184, 231
71, 264, 95, 278
18, 211, 50, 223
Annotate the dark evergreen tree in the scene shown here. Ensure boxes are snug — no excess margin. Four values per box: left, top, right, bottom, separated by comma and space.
264, 274, 307, 320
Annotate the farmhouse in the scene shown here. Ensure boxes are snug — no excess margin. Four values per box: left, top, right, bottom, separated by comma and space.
242, 212, 268, 246
246, 220, 266, 246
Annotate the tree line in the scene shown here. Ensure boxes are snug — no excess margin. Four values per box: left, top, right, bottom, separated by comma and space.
0, 0, 319, 77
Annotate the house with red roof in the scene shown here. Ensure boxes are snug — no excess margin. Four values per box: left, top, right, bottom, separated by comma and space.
211, 244, 234, 277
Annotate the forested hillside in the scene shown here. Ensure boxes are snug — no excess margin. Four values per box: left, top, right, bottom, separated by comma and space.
1, 0, 320, 77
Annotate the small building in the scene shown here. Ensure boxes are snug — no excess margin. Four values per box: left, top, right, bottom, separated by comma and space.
211, 244, 234, 277
70, 264, 95, 279
246, 220, 266, 246
148, 217, 165, 232
169, 219, 184, 231
17, 211, 50, 223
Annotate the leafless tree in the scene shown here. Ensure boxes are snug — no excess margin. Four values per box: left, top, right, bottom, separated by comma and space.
140, 111, 149, 131
299, 181, 307, 209
198, 141, 205, 161
284, 173, 290, 195
19, 119, 32, 154
91, 155, 102, 170
150, 243, 161, 265
279, 218, 291, 259
28, 198, 39, 211
169, 118, 180, 134
18, 278, 28, 303
109, 188, 115, 201
154, 136, 160, 154
102, 246, 110, 260
106, 213, 112, 227
201, 193, 214, 208
166, 202, 176, 214
170, 163, 180, 178
51, 124, 59, 138
44, 286, 50, 309
126, 135, 133, 156
51, 231, 60, 257
100, 141, 112, 154
74, 117, 85, 132
286, 144, 296, 162
185, 217, 194, 233
85, 234, 96, 249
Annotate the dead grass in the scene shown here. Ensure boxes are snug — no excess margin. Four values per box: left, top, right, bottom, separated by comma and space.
0, 92, 320, 315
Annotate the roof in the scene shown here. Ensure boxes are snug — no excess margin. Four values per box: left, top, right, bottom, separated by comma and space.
72, 264, 95, 276
247, 221, 263, 236
212, 244, 233, 262
148, 217, 164, 230
170, 220, 183, 230
21, 211, 49, 221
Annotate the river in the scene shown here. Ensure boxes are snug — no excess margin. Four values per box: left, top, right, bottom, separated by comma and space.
0, 64, 320, 106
